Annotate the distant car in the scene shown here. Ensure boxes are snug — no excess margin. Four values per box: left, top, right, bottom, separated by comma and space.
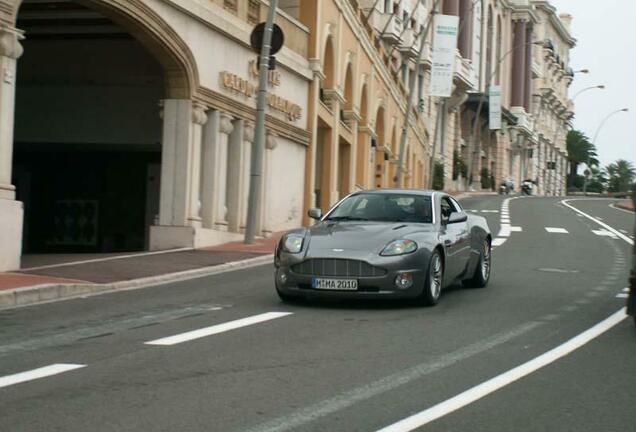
274, 189, 492, 306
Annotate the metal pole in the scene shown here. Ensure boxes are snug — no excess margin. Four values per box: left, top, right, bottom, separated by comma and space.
428, 98, 445, 189
244, 0, 278, 244
394, 0, 441, 187
582, 108, 628, 195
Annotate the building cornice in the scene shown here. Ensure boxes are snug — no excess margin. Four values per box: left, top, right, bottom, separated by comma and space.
533, 1, 577, 47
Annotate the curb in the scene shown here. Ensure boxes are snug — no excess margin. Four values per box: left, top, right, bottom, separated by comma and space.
614, 202, 635, 212
0, 254, 274, 311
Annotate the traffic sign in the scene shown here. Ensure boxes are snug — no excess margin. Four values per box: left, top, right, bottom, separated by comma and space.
250, 23, 284, 55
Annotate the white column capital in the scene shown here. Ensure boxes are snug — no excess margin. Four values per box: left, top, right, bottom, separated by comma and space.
192, 102, 208, 126
219, 112, 234, 135
0, 25, 24, 60
266, 133, 278, 151
244, 122, 255, 143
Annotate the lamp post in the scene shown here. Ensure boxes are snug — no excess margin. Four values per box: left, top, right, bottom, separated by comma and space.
582, 107, 629, 195
464, 39, 546, 190
547, 84, 604, 196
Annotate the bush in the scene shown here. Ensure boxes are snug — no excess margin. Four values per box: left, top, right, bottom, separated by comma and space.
433, 161, 445, 191
452, 150, 467, 181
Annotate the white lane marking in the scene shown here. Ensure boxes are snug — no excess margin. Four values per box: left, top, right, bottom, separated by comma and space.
21, 248, 193, 271
545, 227, 569, 234
623, 288, 630, 292
562, 199, 634, 246
509, 226, 522, 232
144, 312, 293, 346
619, 229, 629, 234
0, 364, 86, 389
376, 308, 627, 432
244, 321, 542, 432
596, 217, 604, 220
498, 226, 510, 237
481, 210, 499, 213
491, 238, 506, 247
592, 229, 618, 239
616, 293, 628, 299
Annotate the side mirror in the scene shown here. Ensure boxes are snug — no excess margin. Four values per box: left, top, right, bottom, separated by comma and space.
447, 212, 468, 224
308, 208, 322, 220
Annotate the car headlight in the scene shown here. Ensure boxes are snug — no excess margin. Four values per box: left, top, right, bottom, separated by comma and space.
380, 239, 417, 256
282, 234, 304, 254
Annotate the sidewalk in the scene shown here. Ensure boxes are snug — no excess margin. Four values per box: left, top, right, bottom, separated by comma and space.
0, 232, 283, 309
615, 199, 635, 212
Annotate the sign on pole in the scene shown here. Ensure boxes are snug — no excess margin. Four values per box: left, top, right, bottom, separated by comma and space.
489, 85, 502, 130
429, 14, 459, 98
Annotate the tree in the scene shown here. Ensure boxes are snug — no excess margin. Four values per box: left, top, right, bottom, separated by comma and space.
566, 130, 598, 189
433, 161, 445, 191
606, 159, 636, 193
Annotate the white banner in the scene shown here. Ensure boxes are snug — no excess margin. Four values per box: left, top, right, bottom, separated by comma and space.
489, 85, 502, 130
429, 14, 459, 98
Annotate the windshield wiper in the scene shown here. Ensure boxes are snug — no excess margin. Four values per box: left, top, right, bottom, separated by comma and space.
325, 216, 369, 221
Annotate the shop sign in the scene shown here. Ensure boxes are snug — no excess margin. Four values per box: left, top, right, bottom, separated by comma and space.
219, 62, 302, 122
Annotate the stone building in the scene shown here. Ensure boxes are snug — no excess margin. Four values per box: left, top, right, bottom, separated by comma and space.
0, 0, 576, 271
0, 0, 311, 271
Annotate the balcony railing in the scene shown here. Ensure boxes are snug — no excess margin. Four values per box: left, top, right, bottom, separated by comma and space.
398, 28, 419, 58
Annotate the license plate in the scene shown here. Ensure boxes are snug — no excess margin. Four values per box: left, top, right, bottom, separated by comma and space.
312, 278, 358, 290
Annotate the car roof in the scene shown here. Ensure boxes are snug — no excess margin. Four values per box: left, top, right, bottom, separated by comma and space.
350, 188, 437, 197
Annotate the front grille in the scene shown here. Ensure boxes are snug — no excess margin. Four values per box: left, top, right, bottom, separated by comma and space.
291, 259, 387, 278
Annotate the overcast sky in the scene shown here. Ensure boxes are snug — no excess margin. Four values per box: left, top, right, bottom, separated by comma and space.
549, 0, 635, 168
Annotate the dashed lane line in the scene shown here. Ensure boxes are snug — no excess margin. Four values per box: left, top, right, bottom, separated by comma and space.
545, 227, 569, 234
144, 312, 293, 346
592, 229, 619, 239
0, 364, 86, 389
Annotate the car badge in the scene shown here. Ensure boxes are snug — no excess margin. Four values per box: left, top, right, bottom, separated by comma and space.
332, 249, 344, 252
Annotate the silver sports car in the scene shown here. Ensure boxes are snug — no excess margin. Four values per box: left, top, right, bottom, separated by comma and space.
274, 189, 492, 305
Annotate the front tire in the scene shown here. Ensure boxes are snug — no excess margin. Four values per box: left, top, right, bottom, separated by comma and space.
419, 250, 443, 306
465, 239, 491, 288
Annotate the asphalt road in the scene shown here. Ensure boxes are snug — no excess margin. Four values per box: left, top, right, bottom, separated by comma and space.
0, 196, 633, 432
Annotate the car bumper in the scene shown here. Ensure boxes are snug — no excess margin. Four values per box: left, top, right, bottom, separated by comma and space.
274, 253, 428, 300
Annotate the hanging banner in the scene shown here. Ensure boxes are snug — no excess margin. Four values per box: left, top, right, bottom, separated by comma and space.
489, 85, 502, 130
429, 14, 459, 98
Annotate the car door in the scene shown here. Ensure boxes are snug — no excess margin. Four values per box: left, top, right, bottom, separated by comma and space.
439, 196, 471, 281
448, 197, 472, 276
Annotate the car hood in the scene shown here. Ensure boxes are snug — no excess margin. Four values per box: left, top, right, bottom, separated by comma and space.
307, 221, 435, 253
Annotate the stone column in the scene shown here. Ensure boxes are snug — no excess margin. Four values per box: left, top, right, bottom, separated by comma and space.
330, 99, 341, 204
524, 24, 533, 112
158, 99, 201, 227
188, 103, 207, 227
458, 0, 472, 58
201, 110, 219, 229
226, 118, 245, 233
511, 20, 527, 108
0, 26, 24, 271
215, 113, 234, 230
241, 123, 255, 232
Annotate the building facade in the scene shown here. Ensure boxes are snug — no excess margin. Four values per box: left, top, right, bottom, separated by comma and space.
0, 0, 311, 270
0, 0, 576, 271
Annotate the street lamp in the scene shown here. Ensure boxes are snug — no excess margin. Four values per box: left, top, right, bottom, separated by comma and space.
547, 84, 605, 196
574, 69, 590, 74
582, 107, 629, 195
464, 39, 546, 190
571, 85, 605, 101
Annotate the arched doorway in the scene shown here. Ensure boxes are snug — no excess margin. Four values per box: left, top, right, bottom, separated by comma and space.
11, 0, 193, 254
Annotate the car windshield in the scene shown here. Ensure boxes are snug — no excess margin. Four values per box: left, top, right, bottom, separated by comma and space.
325, 193, 433, 223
